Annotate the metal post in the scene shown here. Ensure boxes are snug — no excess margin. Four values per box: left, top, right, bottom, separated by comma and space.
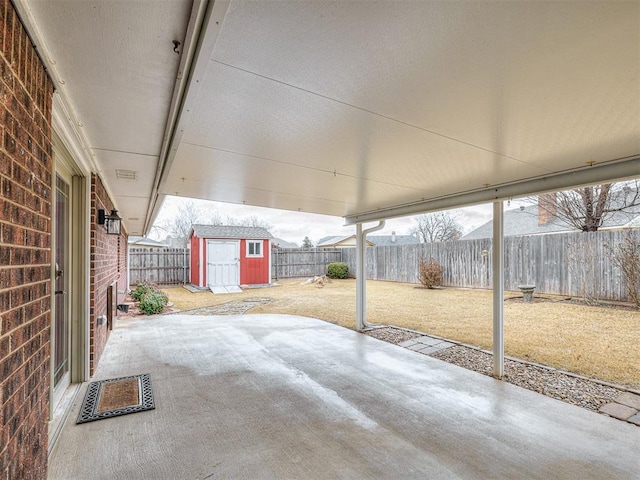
492, 201, 504, 378
356, 223, 365, 330
355, 221, 385, 330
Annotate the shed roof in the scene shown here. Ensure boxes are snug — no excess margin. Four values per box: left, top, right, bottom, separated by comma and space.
191, 225, 273, 240
128, 236, 169, 248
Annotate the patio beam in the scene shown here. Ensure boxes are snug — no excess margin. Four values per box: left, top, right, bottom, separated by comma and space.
344, 156, 639, 225
492, 201, 504, 378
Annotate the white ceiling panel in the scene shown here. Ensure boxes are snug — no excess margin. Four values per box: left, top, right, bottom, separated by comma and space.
18, 1, 639, 233
162, 1, 638, 223
19, 0, 193, 235
210, 1, 639, 164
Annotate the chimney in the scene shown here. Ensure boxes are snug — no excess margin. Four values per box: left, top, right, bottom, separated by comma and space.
391, 231, 396, 243
538, 193, 557, 225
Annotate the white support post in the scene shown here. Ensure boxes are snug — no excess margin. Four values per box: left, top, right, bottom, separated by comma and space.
355, 221, 385, 330
356, 223, 365, 330
492, 201, 504, 378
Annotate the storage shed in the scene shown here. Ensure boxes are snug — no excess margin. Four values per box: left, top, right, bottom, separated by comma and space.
190, 225, 273, 289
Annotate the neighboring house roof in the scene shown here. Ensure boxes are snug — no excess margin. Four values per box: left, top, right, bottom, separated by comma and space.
191, 224, 273, 239
317, 233, 418, 247
128, 236, 169, 248
271, 238, 299, 248
317, 235, 374, 248
462, 202, 640, 240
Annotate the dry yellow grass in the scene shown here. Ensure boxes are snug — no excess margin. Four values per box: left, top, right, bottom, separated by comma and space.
162, 279, 640, 389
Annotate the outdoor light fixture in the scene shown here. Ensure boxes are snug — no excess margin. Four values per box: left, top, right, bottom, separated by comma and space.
97, 209, 122, 235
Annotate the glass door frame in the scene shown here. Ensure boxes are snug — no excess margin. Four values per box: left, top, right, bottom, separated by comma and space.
50, 132, 90, 418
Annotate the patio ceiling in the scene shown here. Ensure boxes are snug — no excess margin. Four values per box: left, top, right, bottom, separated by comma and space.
16, 1, 640, 235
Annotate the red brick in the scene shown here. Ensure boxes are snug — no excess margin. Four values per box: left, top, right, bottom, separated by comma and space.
0, 0, 5, 55
1, 349, 22, 383
1, 306, 23, 334
0, 3, 55, 477
3, 5, 12, 62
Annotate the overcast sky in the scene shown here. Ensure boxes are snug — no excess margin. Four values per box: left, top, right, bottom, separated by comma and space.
151, 195, 529, 246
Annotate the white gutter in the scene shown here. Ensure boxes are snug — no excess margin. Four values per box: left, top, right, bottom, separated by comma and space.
145, 0, 231, 234
356, 220, 385, 330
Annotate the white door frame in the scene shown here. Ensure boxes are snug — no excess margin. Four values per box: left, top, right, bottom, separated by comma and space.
51, 132, 90, 415
206, 240, 240, 286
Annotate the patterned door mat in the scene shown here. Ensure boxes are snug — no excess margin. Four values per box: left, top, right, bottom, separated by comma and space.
77, 373, 155, 424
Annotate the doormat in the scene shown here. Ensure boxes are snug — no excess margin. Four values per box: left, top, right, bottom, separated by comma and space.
77, 373, 155, 424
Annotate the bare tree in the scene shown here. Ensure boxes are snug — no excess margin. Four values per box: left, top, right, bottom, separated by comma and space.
151, 200, 223, 246
411, 212, 462, 243
538, 181, 640, 232
302, 236, 313, 248
225, 214, 273, 231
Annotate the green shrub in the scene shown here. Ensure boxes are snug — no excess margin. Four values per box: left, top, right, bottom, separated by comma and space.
131, 282, 155, 301
418, 257, 443, 289
327, 262, 349, 279
138, 291, 168, 315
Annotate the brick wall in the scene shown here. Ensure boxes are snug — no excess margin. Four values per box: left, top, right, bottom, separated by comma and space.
0, 1, 54, 478
89, 174, 127, 374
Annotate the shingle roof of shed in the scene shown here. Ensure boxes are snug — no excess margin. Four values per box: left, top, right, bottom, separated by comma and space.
191, 225, 273, 239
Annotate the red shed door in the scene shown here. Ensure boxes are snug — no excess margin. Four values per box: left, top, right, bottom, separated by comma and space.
207, 240, 240, 286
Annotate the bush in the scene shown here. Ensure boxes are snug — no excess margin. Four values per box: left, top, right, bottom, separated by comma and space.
327, 262, 349, 279
609, 235, 640, 308
418, 257, 443, 288
131, 282, 155, 301
138, 291, 168, 315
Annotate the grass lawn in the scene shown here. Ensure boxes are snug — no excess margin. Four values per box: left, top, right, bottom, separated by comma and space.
162, 279, 640, 389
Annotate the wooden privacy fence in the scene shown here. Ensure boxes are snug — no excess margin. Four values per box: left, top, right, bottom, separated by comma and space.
272, 248, 343, 279
128, 247, 343, 286
129, 247, 190, 286
341, 229, 640, 302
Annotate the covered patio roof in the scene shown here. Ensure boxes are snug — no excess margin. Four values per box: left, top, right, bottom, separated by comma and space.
15, 1, 640, 235
49, 314, 639, 479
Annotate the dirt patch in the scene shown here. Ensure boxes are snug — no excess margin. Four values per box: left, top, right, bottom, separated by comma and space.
177, 298, 272, 315
364, 327, 421, 345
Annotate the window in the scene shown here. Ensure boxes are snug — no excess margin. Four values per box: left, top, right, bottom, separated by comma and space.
247, 240, 263, 258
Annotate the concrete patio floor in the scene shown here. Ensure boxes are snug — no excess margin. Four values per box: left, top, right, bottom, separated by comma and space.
48, 314, 640, 479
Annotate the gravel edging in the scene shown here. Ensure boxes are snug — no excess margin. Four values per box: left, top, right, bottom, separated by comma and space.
173, 298, 273, 316
364, 326, 635, 413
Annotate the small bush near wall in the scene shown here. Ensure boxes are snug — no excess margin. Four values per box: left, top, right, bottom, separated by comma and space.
327, 262, 349, 279
131, 282, 168, 314
139, 290, 169, 315
609, 235, 640, 309
132, 282, 156, 301
419, 258, 443, 288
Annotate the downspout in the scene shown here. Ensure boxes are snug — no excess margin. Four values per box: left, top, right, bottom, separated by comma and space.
356, 220, 385, 330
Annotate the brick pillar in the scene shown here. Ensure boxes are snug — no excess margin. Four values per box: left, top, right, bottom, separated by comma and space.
0, 1, 55, 478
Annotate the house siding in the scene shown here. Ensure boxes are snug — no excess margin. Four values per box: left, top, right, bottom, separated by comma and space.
0, 1, 54, 478
190, 235, 200, 286
240, 239, 269, 284
89, 174, 127, 375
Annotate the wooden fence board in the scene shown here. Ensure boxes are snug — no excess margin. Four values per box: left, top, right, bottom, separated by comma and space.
342, 230, 639, 302
130, 231, 639, 302
129, 248, 190, 286
271, 248, 343, 279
